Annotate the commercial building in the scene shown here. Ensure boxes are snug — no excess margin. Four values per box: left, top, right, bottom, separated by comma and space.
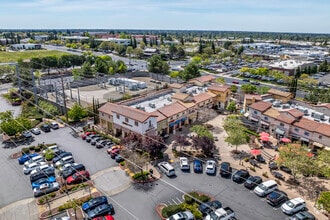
268, 59, 316, 76
10, 44, 41, 50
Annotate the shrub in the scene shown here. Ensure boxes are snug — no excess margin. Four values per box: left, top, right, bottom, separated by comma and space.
44, 149, 54, 161
191, 209, 203, 220
161, 204, 183, 218
119, 161, 125, 166
244, 157, 250, 162
132, 171, 149, 180
34, 145, 41, 152
21, 147, 30, 154
275, 179, 282, 185
184, 194, 194, 204
249, 166, 256, 172
49, 192, 56, 198
188, 191, 210, 203
29, 145, 35, 151
38, 198, 45, 204
262, 172, 269, 178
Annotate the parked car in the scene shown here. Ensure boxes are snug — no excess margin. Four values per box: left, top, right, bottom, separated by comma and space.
30, 169, 55, 184
92, 215, 114, 220
59, 162, 78, 173
251, 81, 260, 85
269, 161, 278, 170
18, 153, 38, 165
281, 198, 306, 215
107, 145, 122, 154
266, 190, 288, 206
244, 176, 263, 189
52, 152, 73, 164
115, 155, 124, 163
280, 166, 292, 174
42, 145, 59, 154
205, 160, 216, 175
243, 78, 250, 82
110, 148, 120, 159
22, 131, 33, 139
50, 122, 59, 129
31, 128, 41, 135
40, 124, 51, 132
166, 211, 194, 220
205, 207, 235, 220
61, 163, 86, 179
158, 162, 175, 177
198, 200, 222, 216
193, 159, 203, 173
232, 80, 239, 84
256, 155, 266, 163
86, 134, 101, 143
91, 137, 104, 145
87, 204, 114, 219
30, 164, 54, 175
220, 162, 232, 177
232, 169, 250, 183
55, 156, 75, 168
179, 157, 190, 171
24, 155, 45, 166
96, 140, 111, 149
31, 176, 56, 189
82, 196, 108, 212
33, 182, 60, 197
272, 171, 285, 180
254, 180, 278, 197
23, 161, 47, 175
66, 170, 90, 185
81, 131, 96, 140
288, 211, 315, 220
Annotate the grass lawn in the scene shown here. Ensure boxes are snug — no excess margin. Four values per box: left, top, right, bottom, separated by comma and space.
0, 50, 70, 63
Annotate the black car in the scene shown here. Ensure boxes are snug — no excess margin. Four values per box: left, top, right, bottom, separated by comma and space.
232, 169, 250, 183
220, 162, 232, 177
288, 211, 315, 220
198, 200, 222, 216
40, 124, 51, 132
266, 190, 288, 206
52, 152, 73, 164
30, 169, 55, 183
87, 204, 114, 218
86, 134, 101, 143
62, 163, 86, 179
280, 166, 292, 174
256, 155, 266, 163
244, 176, 263, 189
269, 161, 278, 170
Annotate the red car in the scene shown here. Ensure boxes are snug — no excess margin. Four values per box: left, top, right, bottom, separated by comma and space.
109, 148, 120, 159
66, 170, 90, 185
93, 215, 114, 220
82, 132, 96, 140
232, 80, 239, 84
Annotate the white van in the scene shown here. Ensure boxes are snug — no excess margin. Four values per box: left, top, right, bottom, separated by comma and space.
55, 156, 74, 168
24, 155, 44, 166
254, 180, 278, 197
158, 162, 175, 177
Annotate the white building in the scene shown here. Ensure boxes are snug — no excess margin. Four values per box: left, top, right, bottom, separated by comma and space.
268, 60, 316, 76
10, 44, 41, 50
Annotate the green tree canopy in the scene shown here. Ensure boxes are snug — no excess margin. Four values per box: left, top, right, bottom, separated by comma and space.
0, 111, 32, 136
226, 101, 237, 113
68, 103, 87, 122
179, 62, 200, 81
190, 125, 213, 140
241, 84, 257, 94
147, 55, 170, 74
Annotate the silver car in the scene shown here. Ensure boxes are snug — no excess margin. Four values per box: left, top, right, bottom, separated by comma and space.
33, 182, 60, 197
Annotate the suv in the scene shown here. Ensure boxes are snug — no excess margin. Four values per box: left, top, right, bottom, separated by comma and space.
232, 169, 250, 183
40, 124, 51, 132
86, 134, 101, 143
205, 160, 216, 175
179, 157, 190, 171
50, 122, 59, 129
281, 198, 306, 215
266, 190, 288, 206
62, 163, 86, 179
288, 211, 315, 220
220, 162, 232, 177
193, 160, 203, 173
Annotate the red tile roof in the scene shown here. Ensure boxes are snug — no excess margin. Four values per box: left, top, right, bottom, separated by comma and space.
157, 102, 187, 117
268, 88, 292, 98
98, 103, 157, 123
293, 118, 330, 137
249, 101, 272, 113
192, 75, 216, 83
151, 110, 167, 122
244, 94, 262, 101
193, 92, 216, 103
208, 84, 231, 92
286, 109, 304, 118
276, 114, 296, 124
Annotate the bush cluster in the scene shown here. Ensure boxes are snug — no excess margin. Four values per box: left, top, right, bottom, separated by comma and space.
132, 171, 149, 180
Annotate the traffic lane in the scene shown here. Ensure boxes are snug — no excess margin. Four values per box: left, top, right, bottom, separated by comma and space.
0, 144, 35, 207
31, 127, 117, 175
160, 167, 286, 220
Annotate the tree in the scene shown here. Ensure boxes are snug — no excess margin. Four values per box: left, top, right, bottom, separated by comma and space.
277, 144, 314, 181
256, 86, 270, 95
133, 47, 143, 58
68, 103, 87, 122
116, 60, 127, 74
241, 84, 257, 94
316, 150, 330, 178
216, 77, 225, 84
147, 55, 169, 74
94, 57, 109, 74
223, 41, 232, 50
211, 42, 215, 54
223, 116, 247, 151
81, 62, 94, 78
169, 44, 177, 59
72, 69, 83, 80
230, 85, 238, 93
0, 111, 32, 136
38, 100, 59, 117
190, 125, 213, 140
179, 62, 200, 81
191, 136, 215, 156
226, 101, 237, 113
126, 46, 134, 64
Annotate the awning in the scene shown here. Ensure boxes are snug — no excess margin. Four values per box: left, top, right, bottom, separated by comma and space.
300, 137, 309, 142
181, 117, 187, 122
169, 122, 175, 127
313, 142, 323, 148
275, 128, 285, 135
260, 121, 269, 126
250, 117, 259, 122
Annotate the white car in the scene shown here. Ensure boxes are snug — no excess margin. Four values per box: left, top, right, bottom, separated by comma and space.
24, 155, 44, 166
205, 160, 216, 175
281, 197, 306, 215
23, 161, 47, 175
179, 157, 190, 171
54, 155, 74, 168
30, 164, 53, 175
42, 145, 59, 154
59, 162, 78, 173
31, 128, 41, 135
166, 211, 194, 220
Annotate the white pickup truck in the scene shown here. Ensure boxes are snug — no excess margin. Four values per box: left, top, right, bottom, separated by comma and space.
205, 207, 235, 220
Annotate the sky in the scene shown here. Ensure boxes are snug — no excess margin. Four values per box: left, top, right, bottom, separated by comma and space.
0, 0, 329, 33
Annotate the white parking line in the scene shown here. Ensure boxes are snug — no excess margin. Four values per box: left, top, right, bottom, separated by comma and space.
167, 201, 173, 205
175, 197, 182, 204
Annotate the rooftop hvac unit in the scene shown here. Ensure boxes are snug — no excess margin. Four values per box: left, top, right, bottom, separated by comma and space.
149, 103, 156, 108
282, 104, 290, 109
167, 97, 172, 101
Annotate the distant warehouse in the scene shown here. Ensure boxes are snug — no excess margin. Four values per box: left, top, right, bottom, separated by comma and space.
10, 43, 41, 50
268, 59, 316, 76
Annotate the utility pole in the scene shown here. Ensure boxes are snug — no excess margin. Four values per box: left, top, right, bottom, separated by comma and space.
16, 64, 21, 94
77, 87, 81, 105
31, 69, 38, 105
59, 70, 69, 122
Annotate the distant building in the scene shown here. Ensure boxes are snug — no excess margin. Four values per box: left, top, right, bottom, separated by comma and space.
268, 59, 316, 76
96, 38, 131, 46
143, 48, 159, 57
189, 75, 216, 86
34, 35, 49, 41
60, 36, 89, 41
10, 44, 41, 50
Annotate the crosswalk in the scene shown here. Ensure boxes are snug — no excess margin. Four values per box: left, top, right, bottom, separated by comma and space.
163, 196, 184, 207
